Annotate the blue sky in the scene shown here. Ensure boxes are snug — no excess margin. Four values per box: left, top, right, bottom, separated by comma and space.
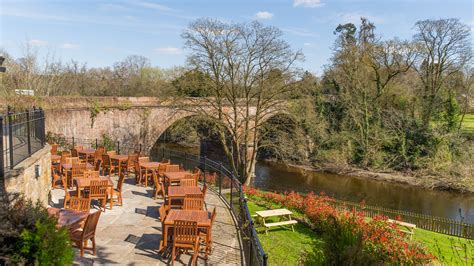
1, 0, 473, 75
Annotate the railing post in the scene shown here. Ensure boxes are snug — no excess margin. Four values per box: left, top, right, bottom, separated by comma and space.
162, 146, 165, 161
0, 115, 5, 189
117, 141, 120, 154
26, 110, 31, 156
249, 223, 254, 265
203, 156, 207, 186
7, 108, 14, 169
95, 138, 98, 148
184, 152, 187, 170
39, 108, 45, 146
263, 253, 268, 266
230, 176, 233, 211
139, 144, 142, 153
218, 162, 223, 196
72, 136, 75, 148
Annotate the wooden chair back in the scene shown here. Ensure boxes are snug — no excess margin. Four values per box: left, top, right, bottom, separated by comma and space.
71, 163, 87, 179
71, 148, 79, 157
159, 205, 167, 223
107, 150, 116, 155
61, 150, 71, 157
160, 159, 171, 164
173, 220, 198, 244
202, 184, 208, 198
117, 173, 125, 192
138, 156, 150, 163
127, 154, 139, 168
157, 163, 168, 175
89, 180, 109, 198
94, 149, 104, 162
210, 207, 217, 226
94, 160, 101, 171
74, 145, 84, 151
101, 154, 111, 167
82, 210, 101, 240
66, 157, 80, 165
165, 164, 180, 172
179, 178, 196, 187
183, 194, 204, 210
50, 144, 58, 155
60, 153, 71, 164
83, 170, 100, 179
68, 196, 91, 213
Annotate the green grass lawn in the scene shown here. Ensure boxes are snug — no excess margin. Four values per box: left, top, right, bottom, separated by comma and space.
461, 113, 474, 135
414, 228, 473, 264
247, 201, 324, 265
247, 198, 473, 265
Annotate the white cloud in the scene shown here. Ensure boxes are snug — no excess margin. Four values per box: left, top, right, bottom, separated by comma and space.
255, 11, 273, 20
304, 42, 312, 46
27, 39, 48, 46
338, 12, 384, 24
154, 46, 182, 55
293, 0, 324, 8
133, 0, 174, 12
60, 42, 80, 49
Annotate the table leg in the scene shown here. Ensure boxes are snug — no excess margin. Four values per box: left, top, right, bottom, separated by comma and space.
161, 224, 169, 252
109, 187, 113, 210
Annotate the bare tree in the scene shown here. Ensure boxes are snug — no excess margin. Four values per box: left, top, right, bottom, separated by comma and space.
413, 18, 472, 127
181, 18, 303, 184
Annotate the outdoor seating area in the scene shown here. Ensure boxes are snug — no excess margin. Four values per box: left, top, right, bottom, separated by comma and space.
48, 145, 242, 265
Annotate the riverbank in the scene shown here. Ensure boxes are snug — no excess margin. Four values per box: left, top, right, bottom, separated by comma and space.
270, 160, 474, 195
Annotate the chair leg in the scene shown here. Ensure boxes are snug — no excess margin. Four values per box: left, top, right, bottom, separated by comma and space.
171, 246, 175, 266
80, 241, 84, 257
92, 237, 96, 255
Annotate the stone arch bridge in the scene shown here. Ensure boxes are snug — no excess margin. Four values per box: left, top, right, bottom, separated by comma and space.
39, 97, 286, 154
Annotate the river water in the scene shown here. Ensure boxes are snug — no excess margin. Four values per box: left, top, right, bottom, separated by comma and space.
152, 142, 474, 223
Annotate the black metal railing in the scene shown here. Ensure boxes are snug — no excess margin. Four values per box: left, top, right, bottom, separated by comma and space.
58, 137, 268, 265
1, 108, 46, 175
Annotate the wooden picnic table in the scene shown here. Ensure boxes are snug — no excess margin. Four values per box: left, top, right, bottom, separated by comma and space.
47, 207, 89, 228
167, 186, 202, 207
161, 209, 211, 252
109, 154, 129, 177
256, 208, 297, 234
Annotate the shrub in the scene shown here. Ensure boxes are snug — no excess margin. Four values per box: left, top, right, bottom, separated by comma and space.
243, 186, 434, 265
0, 193, 74, 265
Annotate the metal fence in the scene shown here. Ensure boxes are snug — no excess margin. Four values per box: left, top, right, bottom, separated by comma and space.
330, 199, 474, 239
59, 137, 268, 265
1, 108, 46, 177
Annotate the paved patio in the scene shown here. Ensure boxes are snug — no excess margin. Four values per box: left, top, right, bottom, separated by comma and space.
50, 176, 243, 265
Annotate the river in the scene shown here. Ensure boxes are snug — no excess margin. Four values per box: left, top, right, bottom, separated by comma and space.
151, 142, 474, 223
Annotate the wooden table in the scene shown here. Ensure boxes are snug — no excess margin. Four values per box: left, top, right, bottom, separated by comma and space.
255, 208, 297, 234
110, 154, 129, 177
78, 148, 96, 161
163, 171, 192, 183
51, 154, 61, 162
61, 163, 94, 171
47, 207, 89, 228
161, 209, 211, 252
140, 162, 162, 170
167, 186, 202, 207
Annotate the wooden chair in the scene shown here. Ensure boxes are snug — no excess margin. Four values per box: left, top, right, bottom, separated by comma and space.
70, 163, 87, 188
171, 220, 200, 266
88, 180, 109, 211
165, 164, 180, 173
160, 159, 171, 164
180, 178, 196, 187
83, 170, 100, 179
61, 150, 71, 157
101, 154, 116, 176
94, 159, 101, 172
66, 157, 80, 165
138, 157, 152, 186
109, 173, 125, 209
61, 176, 79, 208
199, 207, 217, 258
107, 150, 116, 155
67, 196, 91, 213
92, 149, 104, 164
201, 184, 208, 200
125, 154, 139, 175
71, 148, 79, 157
70, 210, 101, 257
158, 205, 172, 251
74, 145, 84, 151
152, 171, 164, 199
183, 194, 204, 211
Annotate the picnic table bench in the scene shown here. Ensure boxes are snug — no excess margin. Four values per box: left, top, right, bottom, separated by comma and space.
388, 219, 416, 239
255, 208, 297, 234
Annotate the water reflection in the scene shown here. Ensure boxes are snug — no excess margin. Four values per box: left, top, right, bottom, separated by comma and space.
152, 142, 474, 223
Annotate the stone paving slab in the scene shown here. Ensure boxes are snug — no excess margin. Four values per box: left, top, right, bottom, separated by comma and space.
50, 176, 244, 265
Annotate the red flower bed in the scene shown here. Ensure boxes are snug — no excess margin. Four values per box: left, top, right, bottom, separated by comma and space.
244, 186, 434, 264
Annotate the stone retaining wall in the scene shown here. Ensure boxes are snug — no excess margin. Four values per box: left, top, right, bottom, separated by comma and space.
4, 145, 51, 206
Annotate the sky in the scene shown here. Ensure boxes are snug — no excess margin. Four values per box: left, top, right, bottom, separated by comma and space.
1, 0, 473, 75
